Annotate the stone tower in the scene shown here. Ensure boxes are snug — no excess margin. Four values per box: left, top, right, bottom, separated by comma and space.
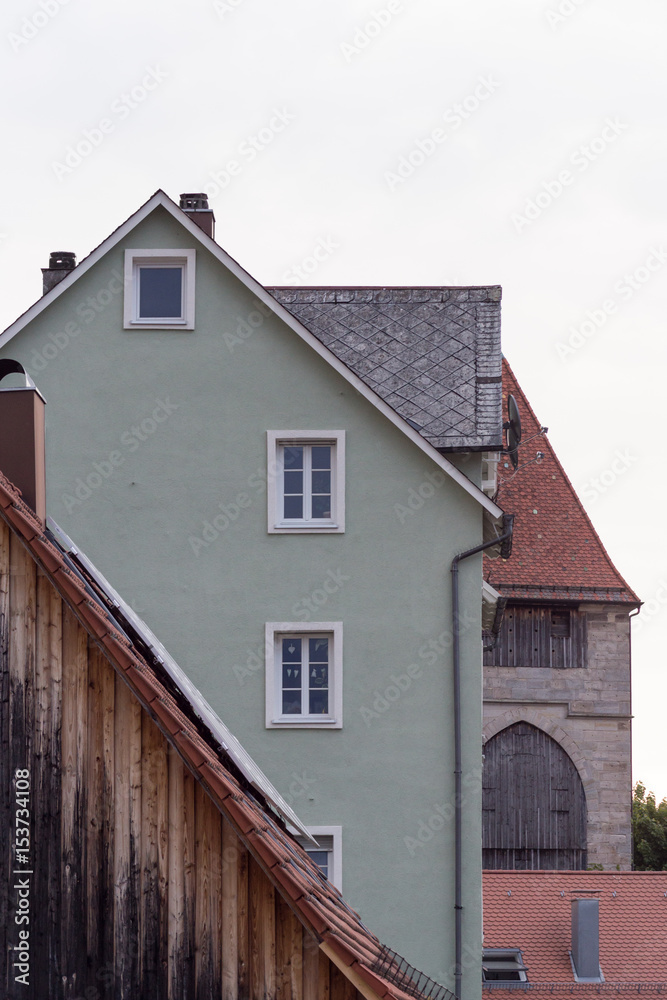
482, 359, 639, 871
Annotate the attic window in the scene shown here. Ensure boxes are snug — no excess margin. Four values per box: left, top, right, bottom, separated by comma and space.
482, 949, 528, 986
124, 249, 196, 330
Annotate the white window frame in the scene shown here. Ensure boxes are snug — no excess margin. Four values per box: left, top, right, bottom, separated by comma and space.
265, 622, 343, 729
295, 826, 342, 890
124, 249, 196, 330
267, 431, 345, 533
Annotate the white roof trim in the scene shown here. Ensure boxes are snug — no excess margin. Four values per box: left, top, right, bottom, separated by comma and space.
0, 190, 503, 521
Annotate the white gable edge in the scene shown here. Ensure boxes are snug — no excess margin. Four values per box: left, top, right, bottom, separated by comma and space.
0, 190, 503, 522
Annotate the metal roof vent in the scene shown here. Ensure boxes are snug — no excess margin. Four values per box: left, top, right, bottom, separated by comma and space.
570, 897, 604, 983
179, 192, 215, 239
42, 250, 76, 295
0, 360, 46, 524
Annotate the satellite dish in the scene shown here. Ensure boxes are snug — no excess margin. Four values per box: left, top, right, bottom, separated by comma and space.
504, 394, 522, 469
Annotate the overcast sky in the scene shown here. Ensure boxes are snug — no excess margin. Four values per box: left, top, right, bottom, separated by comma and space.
2, 0, 666, 798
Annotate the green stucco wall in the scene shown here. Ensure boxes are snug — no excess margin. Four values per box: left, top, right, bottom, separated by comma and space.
2, 206, 486, 998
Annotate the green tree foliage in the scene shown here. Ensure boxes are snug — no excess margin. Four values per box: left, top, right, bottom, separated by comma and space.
633, 783, 667, 870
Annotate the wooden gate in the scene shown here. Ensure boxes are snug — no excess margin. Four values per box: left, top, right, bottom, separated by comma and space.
482, 722, 587, 870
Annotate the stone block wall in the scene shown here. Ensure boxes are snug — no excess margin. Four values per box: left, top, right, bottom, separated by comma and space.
483, 604, 633, 870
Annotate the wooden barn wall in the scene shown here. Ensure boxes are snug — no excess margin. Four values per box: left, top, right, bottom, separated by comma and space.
0, 521, 363, 1000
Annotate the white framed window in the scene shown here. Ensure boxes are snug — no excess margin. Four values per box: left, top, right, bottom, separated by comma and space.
265, 622, 343, 728
294, 826, 342, 890
267, 431, 345, 533
124, 249, 196, 329
482, 949, 529, 986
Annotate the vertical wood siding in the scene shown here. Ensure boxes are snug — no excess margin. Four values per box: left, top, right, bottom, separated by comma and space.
0, 533, 365, 1000
484, 604, 587, 669
482, 722, 587, 870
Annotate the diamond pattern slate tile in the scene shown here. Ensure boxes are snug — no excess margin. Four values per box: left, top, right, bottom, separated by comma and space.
267, 287, 504, 449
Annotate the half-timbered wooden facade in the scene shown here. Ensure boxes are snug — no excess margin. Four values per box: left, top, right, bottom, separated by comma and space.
0, 466, 451, 1000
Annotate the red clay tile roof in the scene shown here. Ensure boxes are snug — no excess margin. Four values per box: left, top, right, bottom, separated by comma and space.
0, 470, 451, 1000
484, 359, 639, 605
483, 870, 667, 995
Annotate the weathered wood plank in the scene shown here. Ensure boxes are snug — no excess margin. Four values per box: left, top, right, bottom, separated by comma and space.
141, 710, 169, 997
33, 570, 62, 999
221, 816, 239, 1000
318, 948, 331, 1000
60, 607, 88, 998
113, 674, 142, 997
276, 891, 303, 1000
237, 831, 250, 1000
249, 855, 276, 1000
194, 782, 222, 998
302, 933, 320, 1000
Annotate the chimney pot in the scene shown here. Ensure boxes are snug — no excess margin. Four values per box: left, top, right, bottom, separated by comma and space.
179, 192, 215, 240
42, 250, 76, 295
0, 360, 46, 525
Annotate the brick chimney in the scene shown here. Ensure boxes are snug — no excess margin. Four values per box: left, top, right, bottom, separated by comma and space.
179, 193, 215, 239
570, 897, 602, 982
42, 251, 76, 295
0, 360, 46, 524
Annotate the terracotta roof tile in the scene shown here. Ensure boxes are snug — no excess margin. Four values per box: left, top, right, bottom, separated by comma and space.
484, 360, 639, 604
483, 870, 667, 994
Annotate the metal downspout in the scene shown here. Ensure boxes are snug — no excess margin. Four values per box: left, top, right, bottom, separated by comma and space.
450, 514, 514, 998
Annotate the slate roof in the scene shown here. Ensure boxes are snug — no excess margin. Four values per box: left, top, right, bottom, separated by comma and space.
483, 870, 667, 996
268, 286, 503, 451
0, 469, 453, 1000
484, 359, 639, 605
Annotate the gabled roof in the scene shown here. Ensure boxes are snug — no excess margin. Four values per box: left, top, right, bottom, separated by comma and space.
269, 286, 503, 451
0, 469, 453, 1000
0, 189, 503, 526
483, 870, 667, 994
484, 359, 639, 604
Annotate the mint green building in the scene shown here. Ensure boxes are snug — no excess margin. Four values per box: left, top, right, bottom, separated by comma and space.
0, 191, 507, 998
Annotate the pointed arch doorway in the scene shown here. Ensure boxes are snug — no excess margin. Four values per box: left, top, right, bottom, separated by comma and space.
482, 722, 587, 869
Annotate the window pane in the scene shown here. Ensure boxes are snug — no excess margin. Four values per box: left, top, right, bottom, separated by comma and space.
310, 637, 328, 660
139, 267, 182, 318
311, 470, 331, 494
311, 446, 331, 469
284, 471, 303, 494
282, 663, 302, 686
284, 495, 303, 519
307, 850, 329, 878
282, 638, 301, 662
311, 494, 331, 519
283, 446, 303, 471
309, 689, 329, 714
309, 665, 328, 688
282, 691, 301, 714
